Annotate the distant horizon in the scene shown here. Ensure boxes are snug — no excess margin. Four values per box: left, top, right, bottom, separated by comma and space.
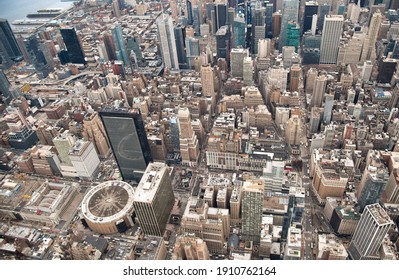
0, 0, 73, 23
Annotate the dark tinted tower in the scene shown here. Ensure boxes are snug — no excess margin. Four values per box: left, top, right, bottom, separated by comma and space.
60, 28, 86, 64
99, 107, 152, 182
0, 18, 22, 68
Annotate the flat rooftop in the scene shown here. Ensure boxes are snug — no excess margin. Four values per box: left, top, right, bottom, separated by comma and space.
134, 162, 169, 203
366, 203, 393, 226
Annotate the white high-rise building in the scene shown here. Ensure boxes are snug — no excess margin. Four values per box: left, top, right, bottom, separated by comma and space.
361, 60, 373, 82
69, 140, 100, 180
360, 10, 382, 63
348, 204, 394, 260
157, 14, 179, 70
258, 39, 271, 58
320, 15, 344, 64
347, 3, 360, 23
243, 57, 253, 86
311, 14, 317, 35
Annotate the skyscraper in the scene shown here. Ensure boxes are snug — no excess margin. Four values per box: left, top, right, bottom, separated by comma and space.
186, 37, 200, 67
24, 35, 51, 76
272, 11, 282, 37
258, 38, 271, 58
216, 25, 231, 63
323, 93, 334, 123
112, 0, 121, 18
133, 162, 175, 236
215, 3, 228, 32
290, 64, 301, 92
0, 70, 11, 104
186, 0, 193, 25
303, 1, 319, 34
69, 140, 100, 180
82, 112, 111, 159
201, 64, 215, 97
311, 73, 327, 107
317, 3, 330, 32
348, 204, 393, 260
233, 16, 246, 48
285, 115, 301, 146
230, 48, 248, 78
99, 107, 152, 182
157, 14, 179, 70
60, 28, 86, 64
279, 0, 299, 51
0, 18, 22, 68
174, 25, 187, 69
126, 36, 144, 67
319, 15, 343, 64
356, 150, 389, 212
251, 1, 266, 54
286, 21, 300, 51
243, 57, 253, 86
265, 3, 274, 38
360, 9, 382, 62
241, 180, 264, 243
178, 108, 199, 166
112, 25, 129, 65
193, 5, 200, 35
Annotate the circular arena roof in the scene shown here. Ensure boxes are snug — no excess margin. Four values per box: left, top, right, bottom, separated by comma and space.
81, 181, 135, 224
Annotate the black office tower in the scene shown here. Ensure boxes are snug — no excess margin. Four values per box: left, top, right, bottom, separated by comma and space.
215, 3, 228, 31
303, 2, 318, 34
174, 25, 187, 69
216, 25, 231, 63
99, 107, 152, 182
317, 4, 330, 32
60, 28, 86, 64
0, 18, 22, 68
186, 0, 193, 25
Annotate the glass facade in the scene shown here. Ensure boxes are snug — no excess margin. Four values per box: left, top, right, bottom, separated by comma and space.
60, 28, 86, 64
99, 108, 152, 182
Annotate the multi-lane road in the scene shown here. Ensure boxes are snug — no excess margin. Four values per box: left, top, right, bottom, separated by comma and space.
298, 83, 335, 260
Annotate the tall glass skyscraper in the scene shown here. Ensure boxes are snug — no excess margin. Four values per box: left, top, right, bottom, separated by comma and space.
286, 21, 300, 51
278, 0, 299, 51
186, 0, 193, 25
0, 18, 22, 68
215, 3, 228, 32
112, 25, 129, 65
317, 3, 330, 32
174, 25, 188, 69
216, 25, 231, 63
99, 107, 152, 182
233, 16, 246, 48
60, 27, 86, 64
193, 6, 200, 35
